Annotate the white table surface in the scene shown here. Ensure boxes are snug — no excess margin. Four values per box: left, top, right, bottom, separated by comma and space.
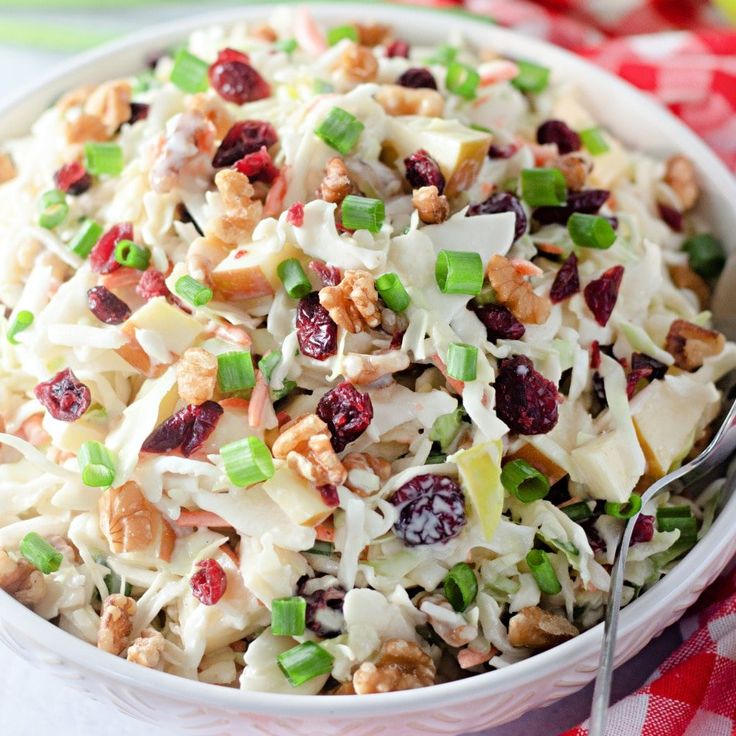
0, 5, 691, 734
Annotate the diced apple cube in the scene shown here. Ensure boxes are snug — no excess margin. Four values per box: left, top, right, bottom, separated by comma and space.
508, 443, 567, 486
262, 465, 334, 527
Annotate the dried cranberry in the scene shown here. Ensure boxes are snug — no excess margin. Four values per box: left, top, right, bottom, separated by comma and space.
397, 67, 437, 89
53, 162, 92, 195
296, 292, 338, 361
319, 484, 340, 507
583, 520, 605, 553
386, 39, 410, 58
390, 329, 405, 350
141, 409, 189, 453
390, 474, 466, 546
142, 401, 223, 457
536, 119, 581, 154
208, 47, 270, 105
128, 102, 150, 125
181, 401, 224, 457
212, 120, 278, 168
488, 143, 517, 160
626, 365, 653, 399
89, 222, 133, 274
34, 368, 91, 422
190, 558, 227, 605
316, 382, 373, 452
590, 340, 601, 370
533, 189, 610, 226
233, 146, 279, 184
631, 514, 655, 544
136, 269, 170, 300
466, 192, 527, 241
584, 265, 624, 327
631, 352, 667, 380
87, 286, 131, 325
404, 149, 445, 194
470, 302, 525, 341
550, 253, 580, 304
309, 260, 341, 287
287, 202, 305, 227
657, 202, 683, 232
303, 586, 346, 638
494, 355, 559, 435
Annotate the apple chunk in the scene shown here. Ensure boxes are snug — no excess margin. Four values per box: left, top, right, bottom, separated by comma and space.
262, 465, 334, 527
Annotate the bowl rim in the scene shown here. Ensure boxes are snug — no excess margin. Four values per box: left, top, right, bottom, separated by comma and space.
1, 0, 736, 718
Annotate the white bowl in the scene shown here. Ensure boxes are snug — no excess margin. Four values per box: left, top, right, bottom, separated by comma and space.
1, 4, 735, 734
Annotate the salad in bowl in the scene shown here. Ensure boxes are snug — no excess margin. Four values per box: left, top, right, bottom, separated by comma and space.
0, 6, 733, 698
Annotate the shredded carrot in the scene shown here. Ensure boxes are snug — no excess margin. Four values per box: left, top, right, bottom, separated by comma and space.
315, 520, 335, 543
511, 258, 544, 278
219, 397, 250, 412
18, 414, 50, 447
431, 354, 465, 395
214, 322, 252, 348
536, 242, 565, 256
295, 6, 327, 55
263, 166, 289, 219
175, 511, 232, 528
479, 60, 519, 87
100, 267, 142, 290
248, 370, 270, 429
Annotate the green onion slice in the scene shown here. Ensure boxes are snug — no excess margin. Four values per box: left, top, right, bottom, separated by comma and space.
526, 549, 561, 595
435, 250, 483, 295
271, 379, 297, 403
375, 272, 410, 312
175, 275, 213, 307
567, 213, 616, 250
305, 540, 334, 556
217, 351, 256, 393
258, 351, 282, 382
521, 168, 567, 207
77, 441, 116, 487
84, 142, 124, 177
657, 505, 697, 542
446, 343, 478, 382
221, 436, 274, 487
341, 195, 385, 233
275, 38, 298, 54
7, 310, 34, 345
429, 408, 464, 452
326, 24, 358, 46
561, 501, 593, 523
443, 562, 478, 612
501, 459, 550, 503
277, 641, 334, 687
38, 189, 68, 230
314, 107, 365, 155
68, 219, 103, 258
271, 596, 307, 636
170, 48, 210, 93
511, 60, 550, 93
277, 258, 312, 299
426, 43, 458, 66
20, 532, 63, 574
605, 494, 643, 520
579, 127, 610, 156
446, 61, 480, 100
114, 239, 151, 270
682, 234, 726, 279
656, 505, 692, 518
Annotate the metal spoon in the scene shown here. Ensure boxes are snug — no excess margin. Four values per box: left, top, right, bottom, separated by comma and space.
588, 398, 736, 736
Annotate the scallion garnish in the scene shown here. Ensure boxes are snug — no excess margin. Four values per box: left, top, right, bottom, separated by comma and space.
175, 275, 213, 307
68, 219, 103, 258
271, 596, 307, 636
221, 436, 274, 487
446, 343, 478, 382
511, 60, 550, 93
501, 459, 550, 503
305, 540, 333, 556
277, 641, 334, 687
579, 127, 610, 156
314, 107, 365, 155
20, 532, 63, 574
443, 562, 478, 612
375, 272, 410, 312
446, 61, 480, 100
170, 48, 210, 93
567, 213, 616, 250
77, 441, 116, 487
521, 168, 567, 207
326, 24, 358, 46
429, 408, 464, 452
7, 310, 34, 345
84, 142, 124, 176
114, 239, 151, 270
682, 233, 726, 279
38, 189, 68, 230
561, 501, 593, 523
657, 505, 697, 542
217, 351, 256, 393
271, 379, 297, 403
341, 195, 385, 233
275, 38, 298, 54
435, 250, 483, 295
526, 549, 561, 595
426, 43, 458, 66
277, 258, 312, 299
604, 494, 642, 520
258, 351, 282, 381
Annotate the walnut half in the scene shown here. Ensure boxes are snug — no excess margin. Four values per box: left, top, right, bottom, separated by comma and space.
127, 627, 165, 668
665, 318, 724, 371
319, 270, 381, 334
487, 254, 550, 325
98, 594, 137, 655
508, 606, 579, 650
0, 550, 46, 606
352, 639, 436, 694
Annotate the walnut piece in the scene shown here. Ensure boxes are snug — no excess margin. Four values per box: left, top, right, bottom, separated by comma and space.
206, 169, 263, 246
336, 42, 378, 85
342, 350, 410, 386
508, 606, 579, 650
272, 414, 347, 486
98, 594, 137, 655
0, 550, 47, 606
669, 263, 710, 308
319, 270, 381, 334
99, 481, 175, 561
56, 84, 96, 113
353, 639, 436, 694
65, 114, 108, 144
412, 185, 450, 224
374, 85, 445, 118
126, 627, 165, 668
420, 594, 478, 648
0, 153, 16, 184
177, 347, 218, 405
320, 157, 354, 204
84, 80, 132, 137
664, 155, 699, 211
665, 318, 725, 371
186, 93, 234, 140
250, 23, 278, 42
343, 452, 392, 496
550, 152, 592, 192
356, 22, 392, 47
487, 254, 550, 324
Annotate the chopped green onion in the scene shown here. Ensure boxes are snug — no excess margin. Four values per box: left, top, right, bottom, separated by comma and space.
277, 258, 312, 299
77, 441, 116, 487
526, 549, 561, 595
521, 168, 567, 207
426, 43, 458, 66
446, 343, 478, 382
271, 596, 307, 636
446, 61, 480, 100
605, 494, 642, 520
443, 562, 478, 612
375, 272, 410, 312
501, 459, 550, 503
474, 283, 497, 305
511, 60, 550, 93
20, 532, 62, 574
68, 219, 103, 258
305, 540, 333, 556
275, 38, 298, 54
271, 379, 297, 403
579, 127, 610, 156
341, 194, 385, 233
221, 436, 274, 487
170, 48, 209, 93
38, 189, 68, 230
217, 351, 256, 393
568, 213, 616, 250
470, 123, 493, 133
84, 142, 124, 176
114, 239, 151, 270
258, 351, 282, 381
314, 107, 365, 155
429, 408, 464, 452
657, 505, 697, 542
656, 505, 692, 518
7, 310, 34, 345
175, 275, 213, 307
435, 250, 483, 295
277, 641, 334, 687
326, 24, 358, 46
426, 452, 448, 465
682, 234, 726, 279
561, 501, 593, 523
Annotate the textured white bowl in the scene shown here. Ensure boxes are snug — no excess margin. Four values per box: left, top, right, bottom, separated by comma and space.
1, 4, 735, 734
